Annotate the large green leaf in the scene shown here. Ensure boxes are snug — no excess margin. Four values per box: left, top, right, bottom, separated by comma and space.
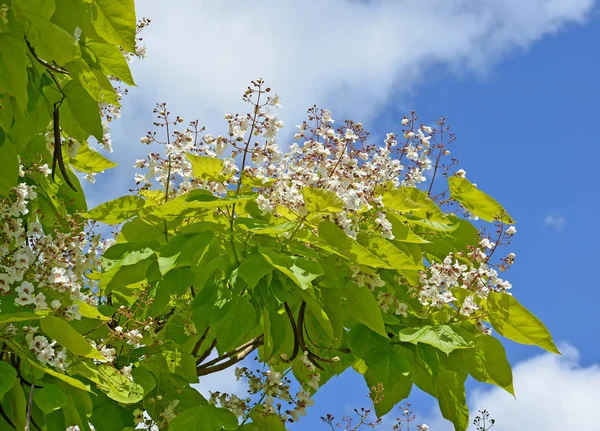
0, 142, 18, 197
317, 221, 388, 268
249, 405, 287, 430
169, 405, 238, 431
186, 154, 228, 182
344, 282, 386, 337
0, 362, 17, 401
24, 357, 92, 393
149, 189, 256, 219
83, 195, 145, 224
487, 291, 559, 354
357, 232, 422, 270
70, 143, 117, 173
365, 366, 412, 417
211, 296, 258, 353
436, 370, 469, 431
302, 187, 343, 213
61, 81, 103, 142
156, 231, 213, 274
238, 253, 274, 288
463, 334, 513, 394
448, 176, 513, 223
259, 247, 323, 290
33, 383, 67, 415
41, 315, 105, 360
398, 325, 472, 355
0, 35, 29, 112
84, 40, 135, 86
68, 362, 144, 404
383, 187, 455, 231
91, 0, 136, 52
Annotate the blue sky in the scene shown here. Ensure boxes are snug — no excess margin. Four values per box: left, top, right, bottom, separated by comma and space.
86, 1, 600, 429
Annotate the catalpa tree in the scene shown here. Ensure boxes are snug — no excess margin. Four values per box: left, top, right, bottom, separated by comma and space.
0, 0, 558, 430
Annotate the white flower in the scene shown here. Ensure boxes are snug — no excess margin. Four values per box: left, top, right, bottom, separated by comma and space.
456, 169, 467, 178
402, 118, 409, 126
506, 226, 517, 235
395, 302, 408, 317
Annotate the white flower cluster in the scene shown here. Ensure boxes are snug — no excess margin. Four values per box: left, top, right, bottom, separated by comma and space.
25, 329, 69, 370
134, 85, 439, 239
0, 179, 109, 368
417, 251, 513, 315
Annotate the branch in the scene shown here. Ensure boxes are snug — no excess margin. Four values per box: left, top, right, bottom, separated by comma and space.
197, 336, 263, 376
197, 342, 258, 376
197, 336, 263, 370
24, 37, 70, 75
196, 338, 217, 366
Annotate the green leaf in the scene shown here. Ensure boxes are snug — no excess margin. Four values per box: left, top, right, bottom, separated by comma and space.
84, 40, 135, 86
347, 324, 389, 362
356, 232, 422, 270
365, 366, 412, 417
249, 405, 287, 430
13, 0, 55, 21
61, 81, 103, 142
0, 362, 17, 401
186, 154, 228, 182
487, 291, 559, 354
24, 357, 92, 393
156, 231, 213, 274
41, 315, 105, 360
90, 392, 134, 431
436, 370, 469, 431
0, 311, 42, 324
448, 176, 514, 223
83, 195, 145, 224
65, 58, 103, 103
0, 142, 18, 197
211, 296, 257, 353
149, 189, 256, 219
91, 0, 137, 52
70, 143, 117, 173
398, 325, 472, 355
170, 405, 238, 431
0, 35, 29, 112
238, 253, 274, 288
344, 282, 387, 337
163, 266, 195, 296
464, 334, 513, 395
302, 187, 343, 213
383, 187, 455, 231
33, 383, 67, 415
317, 221, 388, 268
8, 379, 27, 430
68, 362, 144, 404
23, 19, 80, 65
259, 247, 323, 290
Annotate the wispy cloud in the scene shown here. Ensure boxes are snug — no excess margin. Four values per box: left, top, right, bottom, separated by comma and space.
544, 213, 567, 229
423, 344, 600, 430
129, 0, 594, 131
85, 0, 596, 205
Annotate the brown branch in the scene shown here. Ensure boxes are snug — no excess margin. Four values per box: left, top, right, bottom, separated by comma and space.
197, 335, 263, 370
24, 37, 70, 75
192, 326, 211, 357
196, 338, 217, 366
197, 342, 259, 376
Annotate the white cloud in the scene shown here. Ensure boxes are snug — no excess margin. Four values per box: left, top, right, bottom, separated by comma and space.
128, 0, 594, 134
424, 344, 600, 430
86, 0, 595, 204
544, 213, 567, 229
